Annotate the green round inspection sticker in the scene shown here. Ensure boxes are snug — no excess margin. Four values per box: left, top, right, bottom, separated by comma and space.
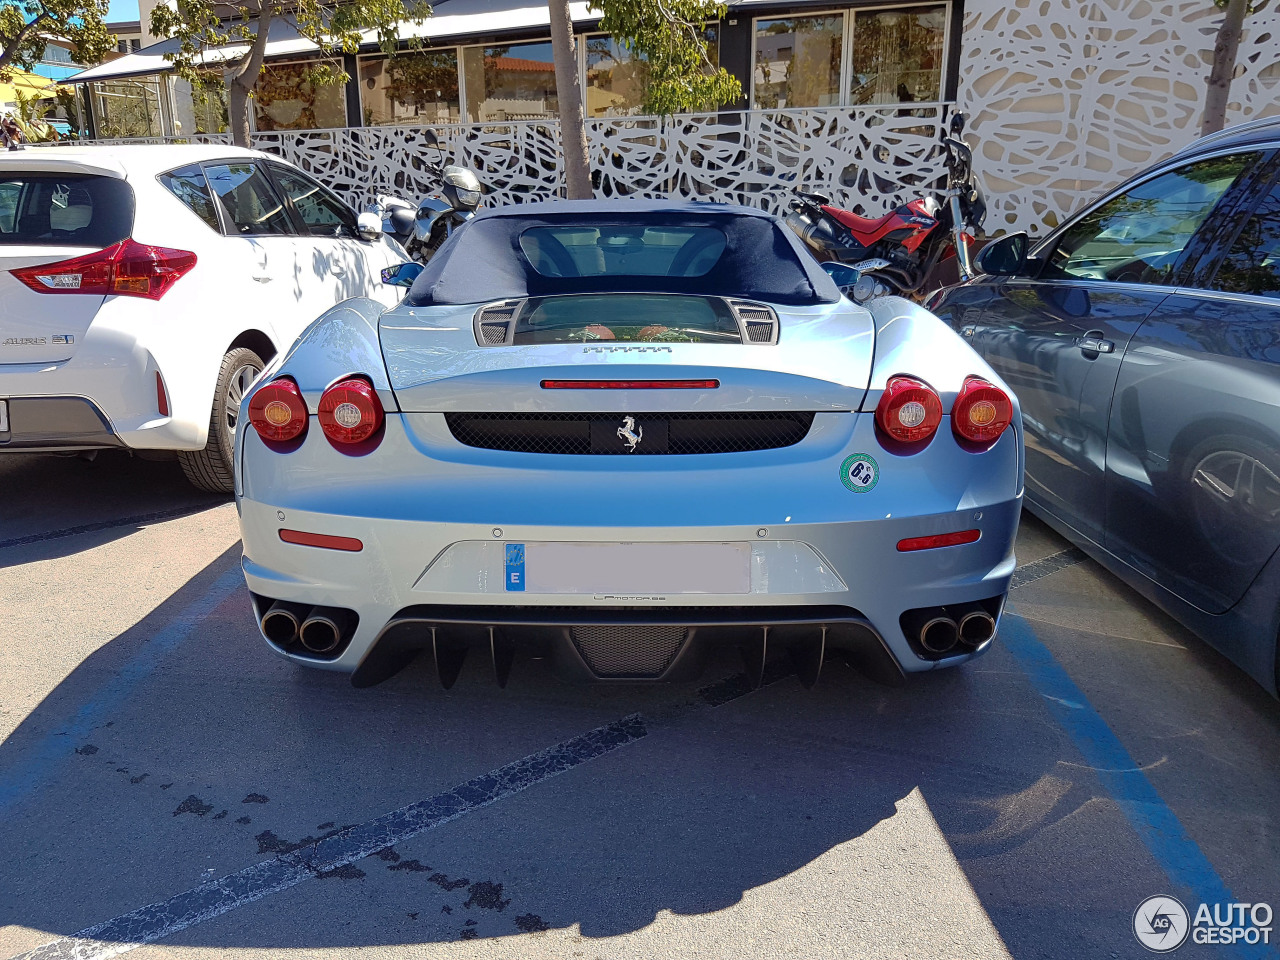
840, 453, 879, 492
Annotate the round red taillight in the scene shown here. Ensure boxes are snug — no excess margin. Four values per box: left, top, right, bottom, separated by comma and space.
318, 377, 384, 445
248, 378, 307, 442
952, 376, 1013, 444
875, 375, 943, 445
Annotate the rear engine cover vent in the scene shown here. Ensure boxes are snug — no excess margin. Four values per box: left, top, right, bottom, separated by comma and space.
571, 625, 688, 678
727, 300, 779, 344
473, 300, 522, 345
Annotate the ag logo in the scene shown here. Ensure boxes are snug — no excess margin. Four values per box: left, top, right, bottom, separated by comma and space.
1134, 896, 1190, 952
840, 453, 879, 493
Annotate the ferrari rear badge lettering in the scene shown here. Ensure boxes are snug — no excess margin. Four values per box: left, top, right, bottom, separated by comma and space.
582, 345, 672, 354
617, 416, 643, 452
841, 453, 879, 492
504, 543, 526, 592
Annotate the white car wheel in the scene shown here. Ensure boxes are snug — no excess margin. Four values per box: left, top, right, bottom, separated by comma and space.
178, 347, 263, 493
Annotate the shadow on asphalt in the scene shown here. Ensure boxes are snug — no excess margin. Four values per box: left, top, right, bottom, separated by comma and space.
2, 509, 1278, 958
0, 453, 225, 568
0, 543, 1178, 960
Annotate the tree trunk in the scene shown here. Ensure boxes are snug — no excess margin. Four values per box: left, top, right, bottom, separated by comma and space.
226, 4, 274, 147
547, 0, 591, 199
1201, 0, 1249, 136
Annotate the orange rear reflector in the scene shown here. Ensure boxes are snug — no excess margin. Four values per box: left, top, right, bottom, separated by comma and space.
896, 529, 981, 552
540, 379, 719, 390
279, 529, 364, 552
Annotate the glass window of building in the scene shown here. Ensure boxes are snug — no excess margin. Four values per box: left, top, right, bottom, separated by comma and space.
90, 78, 165, 138
584, 30, 720, 118
850, 5, 947, 105
253, 61, 346, 132
753, 15, 843, 109
359, 50, 460, 125
584, 36, 649, 118
461, 41, 558, 122
171, 77, 228, 136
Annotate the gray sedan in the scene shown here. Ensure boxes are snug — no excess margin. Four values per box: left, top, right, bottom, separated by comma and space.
928, 116, 1280, 697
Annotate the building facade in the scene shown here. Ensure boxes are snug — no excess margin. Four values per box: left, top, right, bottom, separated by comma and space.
67, 0, 1280, 234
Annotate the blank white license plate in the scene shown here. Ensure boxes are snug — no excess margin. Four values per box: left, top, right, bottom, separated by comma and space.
515, 542, 751, 595
0, 400, 8, 433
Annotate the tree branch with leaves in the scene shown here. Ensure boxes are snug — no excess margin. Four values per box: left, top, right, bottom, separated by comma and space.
0, 0, 114, 81
151, 0, 429, 146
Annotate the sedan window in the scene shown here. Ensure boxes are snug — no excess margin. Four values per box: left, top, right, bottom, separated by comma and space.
203, 161, 293, 236
1046, 153, 1256, 285
1210, 174, 1280, 300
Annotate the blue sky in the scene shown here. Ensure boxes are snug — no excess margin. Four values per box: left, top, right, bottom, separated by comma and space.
107, 0, 139, 22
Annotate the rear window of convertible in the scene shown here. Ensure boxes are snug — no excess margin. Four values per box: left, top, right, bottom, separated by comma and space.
511, 294, 742, 343
519, 225, 727, 278
0, 173, 133, 247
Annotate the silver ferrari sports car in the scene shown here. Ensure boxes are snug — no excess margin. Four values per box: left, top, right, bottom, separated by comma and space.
234, 200, 1024, 689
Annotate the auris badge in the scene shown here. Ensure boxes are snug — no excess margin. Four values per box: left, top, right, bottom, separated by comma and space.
840, 453, 879, 492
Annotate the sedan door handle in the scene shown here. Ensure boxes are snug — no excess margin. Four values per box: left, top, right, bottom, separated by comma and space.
252, 275, 273, 284
1077, 333, 1115, 355
328, 258, 347, 277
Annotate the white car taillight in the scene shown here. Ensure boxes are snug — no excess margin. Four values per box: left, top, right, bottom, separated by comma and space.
875, 375, 943, 447
9, 238, 197, 300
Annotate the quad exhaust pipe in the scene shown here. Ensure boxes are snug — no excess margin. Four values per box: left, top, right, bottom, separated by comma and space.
902, 602, 1000, 657
259, 600, 356, 656
261, 600, 308, 646
919, 615, 959, 654
299, 607, 356, 654
958, 610, 996, 648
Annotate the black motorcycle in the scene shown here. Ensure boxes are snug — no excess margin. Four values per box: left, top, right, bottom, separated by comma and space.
367, 130, 485, 263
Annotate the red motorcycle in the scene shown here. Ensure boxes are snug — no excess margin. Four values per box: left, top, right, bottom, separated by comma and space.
784, 111, 986, 301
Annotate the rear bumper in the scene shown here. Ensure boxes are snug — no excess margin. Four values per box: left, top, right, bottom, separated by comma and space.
0, 396, 124, 451
239, 496, 1020, 685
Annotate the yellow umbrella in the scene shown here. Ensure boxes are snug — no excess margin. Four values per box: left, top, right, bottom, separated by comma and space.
0, 68, 67, 111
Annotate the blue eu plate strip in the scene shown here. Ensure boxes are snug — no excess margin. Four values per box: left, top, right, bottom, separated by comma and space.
505, 543, 525, 592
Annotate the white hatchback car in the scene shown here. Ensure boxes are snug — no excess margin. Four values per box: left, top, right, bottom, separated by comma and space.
0, 144, 406, 491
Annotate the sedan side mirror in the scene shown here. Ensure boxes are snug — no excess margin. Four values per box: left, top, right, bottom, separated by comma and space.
974, 231, 1029, 277
356, 211, 383, 242
381, 261, 424, 287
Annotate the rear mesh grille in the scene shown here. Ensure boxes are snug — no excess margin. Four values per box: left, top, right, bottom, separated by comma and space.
445, 412, 815, 455
571, 625, 688, 677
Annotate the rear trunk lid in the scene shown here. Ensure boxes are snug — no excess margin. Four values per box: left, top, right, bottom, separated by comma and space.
0, 168, 134, 364
379, 295, 876, 414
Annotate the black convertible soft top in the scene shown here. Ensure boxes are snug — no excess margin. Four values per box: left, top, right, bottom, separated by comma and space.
404, 200, 842, 307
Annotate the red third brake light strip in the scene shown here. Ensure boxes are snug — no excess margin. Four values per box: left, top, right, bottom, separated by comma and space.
279, 529, 364, 552
540, 379, 720, 389
896, 529, 981, 552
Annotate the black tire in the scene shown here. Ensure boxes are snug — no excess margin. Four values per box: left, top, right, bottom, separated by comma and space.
178, 347, 264, 494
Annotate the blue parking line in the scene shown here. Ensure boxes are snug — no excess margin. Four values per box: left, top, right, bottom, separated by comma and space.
1000, 613, 1277, 959
0, 566, 243, 821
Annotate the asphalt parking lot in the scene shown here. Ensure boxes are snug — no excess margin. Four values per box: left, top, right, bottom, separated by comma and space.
1, 450, 1277, 960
